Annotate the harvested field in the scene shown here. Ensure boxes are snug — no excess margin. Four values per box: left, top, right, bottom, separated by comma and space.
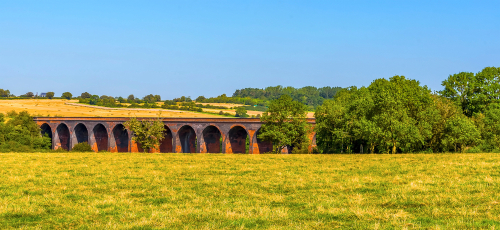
0, 99, 222, 117
0, 153, 499, 229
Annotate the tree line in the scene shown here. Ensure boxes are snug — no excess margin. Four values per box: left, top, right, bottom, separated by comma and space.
195, 86, 343, 110
314, 67, 500, 153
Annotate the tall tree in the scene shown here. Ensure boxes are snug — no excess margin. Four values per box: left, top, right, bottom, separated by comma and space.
235, 107, 249, 117
46, 92, 55, 99
442, 115, 480, 152
475, 103, 500, 150
0, 89, 10, 97
124, 117, 165, 152
196, 96, 206, 102
259, 95, 310, 153
143, 94, 156, 103
61, 92, 72, 100
127, 94, 135, 102
440, 67, 500, 117
81, 92, 92, 99
89, 95, 100, 105
316, 76, 440, 153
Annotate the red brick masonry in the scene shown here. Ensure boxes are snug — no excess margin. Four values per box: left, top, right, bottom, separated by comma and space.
34, 117, 316, 154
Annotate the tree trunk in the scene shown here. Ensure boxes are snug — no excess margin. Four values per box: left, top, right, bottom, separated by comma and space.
392, 141, 397, 154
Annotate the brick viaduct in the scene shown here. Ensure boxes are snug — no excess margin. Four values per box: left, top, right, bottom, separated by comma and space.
34, 117, 316, 154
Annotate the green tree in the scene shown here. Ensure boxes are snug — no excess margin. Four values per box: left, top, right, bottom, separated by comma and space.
46, 92, 55, 99
89, 95, 100, 105
81, 92, 91, 99
442, 115, 480, 152
368, 76, 439, 153
0, 111, 51, 152
124, 117, 165, 153
24, 92, 34, 97
476, 103, 500, 150
315, 76, 440, 154
315, 87, 376, 153
196, 96, 206, 102
143, 94, 157, 103
127, 94, 135, 103
62, 92, 72, 100
259, 95, 310, 153
235, 107, 249, 117
427, 95, 462, 152
0, 89, 10, 97
164, 100, 176, 106
440, 67, 500, 117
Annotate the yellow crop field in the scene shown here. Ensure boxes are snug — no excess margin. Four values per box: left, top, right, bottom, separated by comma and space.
0, 152, 499, 228
0, 99, 222, 117
0, 99, 316, 118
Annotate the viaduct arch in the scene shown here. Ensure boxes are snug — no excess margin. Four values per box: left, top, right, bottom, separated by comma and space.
34, 117, 316, 154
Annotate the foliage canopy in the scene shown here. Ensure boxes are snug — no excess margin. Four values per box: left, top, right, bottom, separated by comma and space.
315, 76, 482, 153
259, 95, 310, 153
124, 117, 165, 153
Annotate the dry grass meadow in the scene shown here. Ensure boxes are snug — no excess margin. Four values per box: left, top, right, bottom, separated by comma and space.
0, 99, 222, 118
1, 153, 499, 229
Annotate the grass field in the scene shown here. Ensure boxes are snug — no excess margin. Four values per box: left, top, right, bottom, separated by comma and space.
0, 99, 222, 118
1, 153, 499, 229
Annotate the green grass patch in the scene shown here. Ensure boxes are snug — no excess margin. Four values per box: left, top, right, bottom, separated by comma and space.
0, 153, 499, 228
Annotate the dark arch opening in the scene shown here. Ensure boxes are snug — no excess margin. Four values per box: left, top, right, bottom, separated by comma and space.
40, 123, 52, 148
178, 125, 196, 153
228, 126, 249, 154
160, 126, 173, 153
113, 124, 129, 152
203, 125, 222, 153
256, 128, 273, 153
74, 123, 89, 144
56, 123, 70, 150
93, 124, 108, 152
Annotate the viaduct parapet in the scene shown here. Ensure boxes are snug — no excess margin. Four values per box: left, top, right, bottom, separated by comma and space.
34, 117, 316, 154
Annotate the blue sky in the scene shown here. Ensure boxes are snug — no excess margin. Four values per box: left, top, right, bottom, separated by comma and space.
1, 1, 499, 99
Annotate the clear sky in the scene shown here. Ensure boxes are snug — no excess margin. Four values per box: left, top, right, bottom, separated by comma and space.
1, 1, 499, 99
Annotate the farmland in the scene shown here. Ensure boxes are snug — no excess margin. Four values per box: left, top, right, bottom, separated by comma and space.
0, 153, 499, 229
0, 99, 222, 118
0, 99, 316, 118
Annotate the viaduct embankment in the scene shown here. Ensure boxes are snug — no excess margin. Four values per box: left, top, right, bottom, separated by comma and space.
34, 117, 316, 154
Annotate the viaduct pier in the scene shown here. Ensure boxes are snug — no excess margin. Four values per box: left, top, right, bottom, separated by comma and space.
34, 117, 316, 154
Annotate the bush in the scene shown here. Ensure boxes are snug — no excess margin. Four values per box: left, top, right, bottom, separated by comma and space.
53, 147, 68, 153
0, 110, 51, 152
465, 146, 482, 153
72, 142, 93, 152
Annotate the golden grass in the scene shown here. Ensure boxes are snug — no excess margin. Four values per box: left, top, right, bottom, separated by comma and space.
0, 99, 222, 118
0, 153, 499, 229
0, 99, 315, 118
